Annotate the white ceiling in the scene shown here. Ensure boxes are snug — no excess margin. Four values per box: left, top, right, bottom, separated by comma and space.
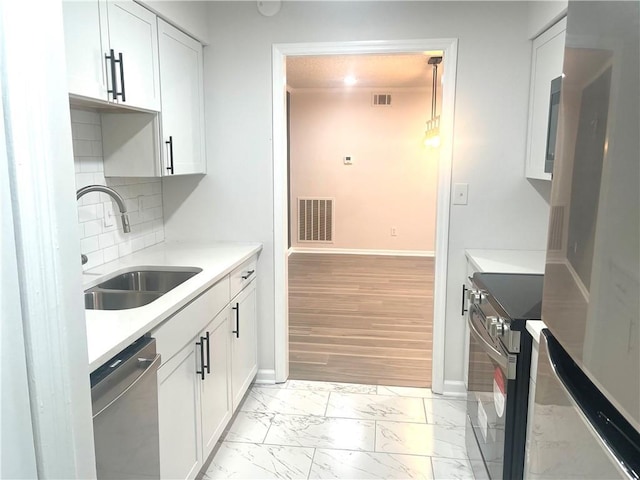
286, 53, 444, 89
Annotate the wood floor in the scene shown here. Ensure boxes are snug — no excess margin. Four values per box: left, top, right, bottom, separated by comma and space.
288, 253, 433, 387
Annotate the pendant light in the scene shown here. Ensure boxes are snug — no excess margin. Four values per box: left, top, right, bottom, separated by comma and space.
423, 56, 442, 148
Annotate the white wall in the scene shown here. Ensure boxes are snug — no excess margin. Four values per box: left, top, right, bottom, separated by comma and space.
289, 88, 437, 252
162, 1, 552, 387
527, 0, 567, 38
139, 0, 211, 44
71, 108, 165, 270
1, 0, 96, 475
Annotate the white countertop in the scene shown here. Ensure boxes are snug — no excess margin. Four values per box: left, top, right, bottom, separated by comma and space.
526, 320, 547, 344
84, 241, 262, 372
465, 249, 546, 274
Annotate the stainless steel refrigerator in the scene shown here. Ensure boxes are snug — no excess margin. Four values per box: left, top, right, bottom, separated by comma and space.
526, 1, 640, 479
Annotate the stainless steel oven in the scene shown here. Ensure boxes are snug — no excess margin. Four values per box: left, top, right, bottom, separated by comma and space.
465, 273, 543, 480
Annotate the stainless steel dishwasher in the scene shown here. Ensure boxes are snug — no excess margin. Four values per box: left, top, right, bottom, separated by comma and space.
90, 337, 161, 479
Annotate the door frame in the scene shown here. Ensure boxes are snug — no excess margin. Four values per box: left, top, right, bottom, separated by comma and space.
272, 39, 458, 393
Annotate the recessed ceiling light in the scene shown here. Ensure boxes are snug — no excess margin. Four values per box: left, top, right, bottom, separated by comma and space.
344, 75, 357, 86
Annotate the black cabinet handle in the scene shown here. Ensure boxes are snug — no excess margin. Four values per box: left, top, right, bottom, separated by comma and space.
165, 136, 174, 174
205, 331, 211, 374
461, 284, 468, 316
117, 52, 126, 101
196, 336, 205, 380
105, 49, 118, 101
232, 303, 240, 338
241, 269, 255, 280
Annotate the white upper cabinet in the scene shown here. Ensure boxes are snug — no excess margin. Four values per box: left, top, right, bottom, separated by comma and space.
63, 0, 160, 111
62, 1, 109, 101
107, 1, 161, 111
157, 19, 206, 175
525, 18, 567, 181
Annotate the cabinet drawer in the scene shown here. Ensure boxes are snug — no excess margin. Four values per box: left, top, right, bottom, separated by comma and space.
152, 277, 230, 365
229, 257, 257, 299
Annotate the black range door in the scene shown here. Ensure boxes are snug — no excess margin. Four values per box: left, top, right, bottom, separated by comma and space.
466, 304, 516, 480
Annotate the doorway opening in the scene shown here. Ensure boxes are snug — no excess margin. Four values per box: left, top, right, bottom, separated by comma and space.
272, 40, 458, 394
286, 53, 442, 387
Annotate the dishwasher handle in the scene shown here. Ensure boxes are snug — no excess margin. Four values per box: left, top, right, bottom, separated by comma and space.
93, 354, 161, 418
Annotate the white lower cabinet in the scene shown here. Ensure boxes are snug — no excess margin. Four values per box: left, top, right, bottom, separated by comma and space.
229, 280, 258, 411
157, 343, 202, 480
200, 310, 232, 458
154, 255, 259, 479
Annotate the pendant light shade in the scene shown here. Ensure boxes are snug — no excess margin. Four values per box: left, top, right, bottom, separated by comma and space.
423, 56, 442, 148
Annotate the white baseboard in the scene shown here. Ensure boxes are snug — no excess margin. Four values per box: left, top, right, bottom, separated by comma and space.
289, 247, 435, 257
442, 380, 467, 397
254, 369, 276, 384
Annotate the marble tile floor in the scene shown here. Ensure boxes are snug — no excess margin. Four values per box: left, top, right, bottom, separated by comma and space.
203, 380, 475, 480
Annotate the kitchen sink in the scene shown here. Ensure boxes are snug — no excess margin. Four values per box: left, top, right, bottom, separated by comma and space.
85, 267, 202, 310
95, 268, 202, 293
84, 290, 163, 310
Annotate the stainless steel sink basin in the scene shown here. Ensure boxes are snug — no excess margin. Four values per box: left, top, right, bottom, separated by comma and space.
96, 268, 202, 293
84, 291, 163, 310
84, 267, 202, 310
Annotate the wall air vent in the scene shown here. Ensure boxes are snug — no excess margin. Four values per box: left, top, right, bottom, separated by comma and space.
372, 93, 392, 106
547, 205, 564, 251
298, 198, 334, 243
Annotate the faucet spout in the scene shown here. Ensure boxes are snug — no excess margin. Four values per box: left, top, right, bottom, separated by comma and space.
76, 185, 131, 233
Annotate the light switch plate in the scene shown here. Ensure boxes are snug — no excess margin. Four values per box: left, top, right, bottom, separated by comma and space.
453, 183, 468, 205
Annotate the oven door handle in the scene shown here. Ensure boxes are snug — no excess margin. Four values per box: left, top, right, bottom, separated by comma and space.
468, 307, 516, 379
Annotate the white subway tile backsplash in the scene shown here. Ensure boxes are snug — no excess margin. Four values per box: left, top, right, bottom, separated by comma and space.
84, 220, 102, 238
132, 236, 146, 252
71, 108, 99, 124
76, 172, 95, 189
103, 245, 119, 263
144, 232, 157, 247
84, 250, 105, 270
98, 231, 116, 249
118, 241, 133, 257
81, 236, 100, 254
71, 107, 164, 270
78, 204, 98, 223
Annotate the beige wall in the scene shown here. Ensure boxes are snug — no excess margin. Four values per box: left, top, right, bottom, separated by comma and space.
289, 88, 437, 252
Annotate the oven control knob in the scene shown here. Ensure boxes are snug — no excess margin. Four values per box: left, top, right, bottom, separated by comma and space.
467, 289, 487, 305
489, 317, 507, 337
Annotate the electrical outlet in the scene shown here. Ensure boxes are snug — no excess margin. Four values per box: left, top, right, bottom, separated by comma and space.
391, 226, 398, 236
344, 156, 353, 165
453, 183, 469, 205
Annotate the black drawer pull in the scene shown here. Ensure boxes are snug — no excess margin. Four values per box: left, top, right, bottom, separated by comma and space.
205, 331, 210, 374
117, 51, 126, 101
196, 336, 205, 380
241, 269, 255, 280
461, 284, 468, 315
232, 303, 240, 338
105, 49, 118, 101
165, 136, 174, 174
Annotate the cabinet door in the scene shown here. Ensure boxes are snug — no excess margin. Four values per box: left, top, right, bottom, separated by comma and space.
62, 0, 109, 100
200, 310, 232, 459
107, 1, 160, 111
157, 19, 206, 175
157, 343, 202, 480
525, 18, 567, 180
230, 281, 258, 411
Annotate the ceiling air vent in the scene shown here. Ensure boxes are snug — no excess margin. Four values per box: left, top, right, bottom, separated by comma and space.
372, 93, 392, 107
